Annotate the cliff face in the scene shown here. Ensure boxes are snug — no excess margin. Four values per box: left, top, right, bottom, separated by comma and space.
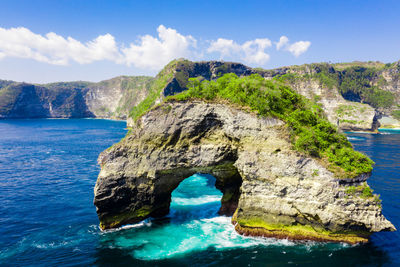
267, 61, 400, 130
0, 76, 153, 119
94, 101, 395, 243
0, 83, 93, 118
1, 59, 400, 129
127, 59, 400, 131
272, 77, 377, 131
84, 76, 153, 119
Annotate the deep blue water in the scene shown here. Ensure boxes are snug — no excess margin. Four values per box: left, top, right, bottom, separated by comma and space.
0, 119, 399, 266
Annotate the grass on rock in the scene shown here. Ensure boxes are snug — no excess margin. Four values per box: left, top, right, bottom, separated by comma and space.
166, 73, 373, 178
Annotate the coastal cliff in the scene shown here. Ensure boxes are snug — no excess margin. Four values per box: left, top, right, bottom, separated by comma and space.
94, 74, 395, 244
94, 101, 395, 243
0, 76, 153, 119
127, 59, 400, 131
0, 82, 93, 118
2, 59, 400, 130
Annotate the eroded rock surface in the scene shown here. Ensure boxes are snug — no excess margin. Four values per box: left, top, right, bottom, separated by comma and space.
94, 101, 395, 243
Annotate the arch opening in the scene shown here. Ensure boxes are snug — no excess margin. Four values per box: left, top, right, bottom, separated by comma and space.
168, 174, 223, 223
166, 172, 242, 222
148, 164, 243, 223
97, 173, 250, 261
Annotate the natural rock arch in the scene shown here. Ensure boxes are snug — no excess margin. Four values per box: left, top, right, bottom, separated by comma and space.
94, 101, 395, 243
94, 102, 248, 229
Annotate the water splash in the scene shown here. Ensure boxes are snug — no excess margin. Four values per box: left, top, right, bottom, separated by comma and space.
99, 174, 345, 261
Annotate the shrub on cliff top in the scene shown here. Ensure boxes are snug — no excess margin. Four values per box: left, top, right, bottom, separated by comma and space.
129, 60, 179, 120
168, 73, 373, 178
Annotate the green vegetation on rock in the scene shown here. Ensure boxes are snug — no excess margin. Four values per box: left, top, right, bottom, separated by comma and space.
166, 73, 373, 178
345, 183, 381, 205
114, 76, 153, 117
339, 66, 394, 108
99, 205, 153, 230
129, 60, 180, 120
43, 81, 93, 91
273, 63, 396, 109
392, 110, 400, 120
233, 213, 370, 244
0, 83, 21, 114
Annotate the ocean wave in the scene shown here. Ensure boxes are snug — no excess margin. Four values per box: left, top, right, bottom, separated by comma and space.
124, 214, 350, 261
100, 219, 152, 233
171, 195, 221, 206
33, 240, 72, 249
347, 136, 365, 141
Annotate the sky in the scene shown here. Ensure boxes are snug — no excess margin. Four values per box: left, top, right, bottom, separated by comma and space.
0, 0, 399, 83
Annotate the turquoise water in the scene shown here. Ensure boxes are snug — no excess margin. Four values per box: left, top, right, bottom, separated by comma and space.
0, 119, 398, 266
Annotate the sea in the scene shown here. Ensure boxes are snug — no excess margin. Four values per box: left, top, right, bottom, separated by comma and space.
0, 119, 398, 266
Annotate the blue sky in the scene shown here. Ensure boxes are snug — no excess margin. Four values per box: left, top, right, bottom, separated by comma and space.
0, 0, 399, 83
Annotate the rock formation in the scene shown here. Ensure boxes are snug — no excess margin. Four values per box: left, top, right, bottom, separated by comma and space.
127, 59, 400, 131
2, 59, 400, 129
0, 83, 93, 118
94, 101, 395, 244
0, 76, 152, 119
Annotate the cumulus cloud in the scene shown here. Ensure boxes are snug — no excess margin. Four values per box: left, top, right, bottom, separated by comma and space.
275, 35, 311, 57
287, 41, 311, 57
0, 26, 311, 70
0, 27, 120, 65
122, 25, 196, 70
276, 36, 289, 51
208, 38, 271, 65
207, 38, 241, 57
0, 25, 196, 69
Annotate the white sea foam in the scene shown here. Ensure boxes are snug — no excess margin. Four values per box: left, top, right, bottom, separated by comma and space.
100, 219, 152, 233
128, 215, 305, 260
33, 241, 71, 249
348, 131, 377, 134
347, 136, 365, 141
172, 195, 221, 206
379, 127, 400, 130
103, 174, 348, 261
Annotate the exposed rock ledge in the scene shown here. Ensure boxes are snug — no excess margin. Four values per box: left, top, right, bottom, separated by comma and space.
94, 101, 395, 244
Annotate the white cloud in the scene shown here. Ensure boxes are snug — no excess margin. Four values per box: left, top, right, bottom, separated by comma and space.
208, 38, 271, 65
276, 36, 289, 51
275, 35, 311, 57
287, 41, 311, 57
0, 25, 196, 69
0, 27, 120, 65
207, 38, 241, 57
0, 26, 311, 70
122, 25, 196, 70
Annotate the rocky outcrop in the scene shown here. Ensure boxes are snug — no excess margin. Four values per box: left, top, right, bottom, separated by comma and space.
94, 101, 395, 244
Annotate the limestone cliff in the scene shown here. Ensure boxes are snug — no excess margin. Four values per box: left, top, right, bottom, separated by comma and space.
0, 76, 153, 119
94, 101, 395, 244
83, 76, 152, 119
264, 61, 400, 130
0, 82, 93, 118
2, 59, 400, 129
127, 59, 400, 131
